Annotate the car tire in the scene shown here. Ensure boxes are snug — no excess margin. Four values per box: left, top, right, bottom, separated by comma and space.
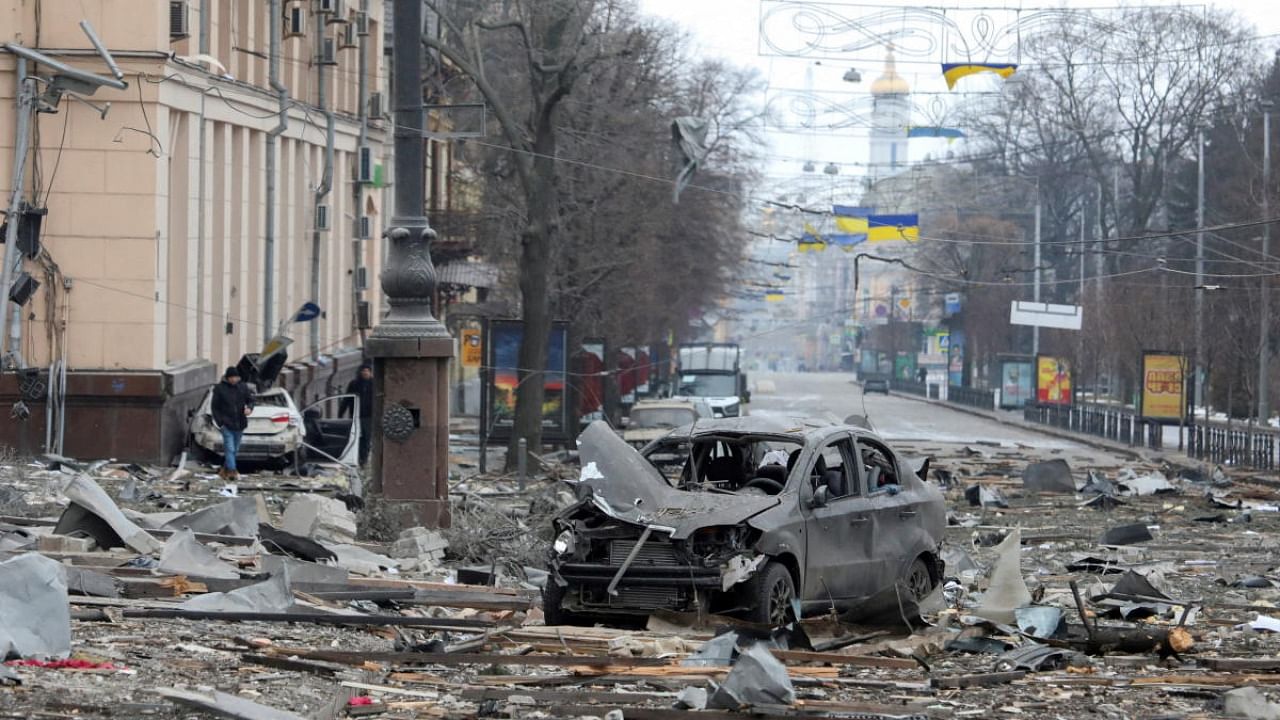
542, 579, 589, 627
742, 561, 795, 627
903, 556, 935, 602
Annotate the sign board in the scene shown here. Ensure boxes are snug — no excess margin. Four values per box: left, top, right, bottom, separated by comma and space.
481, 319, 570, 443
260, 334, 293, 363
1010, 301, 1083, 330
460, 328, 482, 367
1140, 352, 1189, 423
1036, 355, 1072, 406
944, 292, 962, 316
293, 302, 322, 323
575, 341, 606, 425
999, 360, 1034, 409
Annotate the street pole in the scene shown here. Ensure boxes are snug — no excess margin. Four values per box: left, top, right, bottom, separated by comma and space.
1261, 106, 1273, 425
364, 0, 454, 532
1196, 128, 1206, 413
1032, 199, 1042, 357
0, 59, 32, 367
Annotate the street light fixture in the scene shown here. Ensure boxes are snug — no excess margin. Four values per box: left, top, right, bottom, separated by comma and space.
1260, 99, 1274, 425
823, 162, 840, 175
842, 68, 862, 83
802, 161, 816, 173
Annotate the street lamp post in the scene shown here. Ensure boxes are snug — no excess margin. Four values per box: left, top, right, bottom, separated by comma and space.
1261, 102, 1273, 425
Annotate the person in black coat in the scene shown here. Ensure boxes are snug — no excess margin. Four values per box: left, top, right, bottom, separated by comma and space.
211, 366, 254, 479
344, 363, 374, 465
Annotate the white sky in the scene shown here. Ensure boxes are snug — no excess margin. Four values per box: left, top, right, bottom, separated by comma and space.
638, 0, 1280, 204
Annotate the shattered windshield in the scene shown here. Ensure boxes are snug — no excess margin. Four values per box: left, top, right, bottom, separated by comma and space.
630, 408, 697, 429
678, 374, 738, 397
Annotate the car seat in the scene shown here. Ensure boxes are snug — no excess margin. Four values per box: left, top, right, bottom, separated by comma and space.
822, 469, 847, 497
704, 456, 745, 488
753, 463, 787, 485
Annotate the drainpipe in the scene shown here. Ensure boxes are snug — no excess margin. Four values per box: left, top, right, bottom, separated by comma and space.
196, 87, 210, 359
0, 59, 32, 368
264, 0, 288, 345
199, 0, 211, 55
353, 0, 369, 343
311, 8, 335, 359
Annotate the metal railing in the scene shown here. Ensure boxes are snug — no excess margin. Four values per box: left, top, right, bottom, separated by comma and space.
1188, 420, 1279, 470
889, 378, 928, 397
1023, 403, 1163, 450
948, 385, 995, 410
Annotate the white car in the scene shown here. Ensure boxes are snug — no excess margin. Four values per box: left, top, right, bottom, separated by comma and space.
188, 358, 360, 471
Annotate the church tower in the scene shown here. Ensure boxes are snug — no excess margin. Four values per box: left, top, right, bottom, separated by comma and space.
868, 48, 910, 182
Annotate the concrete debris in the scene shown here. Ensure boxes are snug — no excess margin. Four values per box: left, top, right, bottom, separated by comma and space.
674, 686, 708, 710
1022, 459, 1076, 494
37, 533, 95, 553
390, 526, 449, 566
965, 484, 1008, 507
0, 554, 71, 660
281, 494, 357, 545
1224, 686, 1280, 720
158, 527, 241, 579
326, 543, 400, 576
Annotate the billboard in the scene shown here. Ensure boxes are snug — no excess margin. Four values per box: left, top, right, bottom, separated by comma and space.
574, 340, 605, 424
999, 360, 1034, 409
482, 319, 570, 442
1036, 356, 1072, 405
1140, 352, 1189, 423
947, 330, 965, 386
460, 328, 482, 367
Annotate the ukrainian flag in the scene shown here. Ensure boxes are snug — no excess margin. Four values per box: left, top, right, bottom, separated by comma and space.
765, 291, 785, 303
906, 126, 965, 141
797, 222, 827, 253
941, 63, 1017, 90
867, 214, 920, 243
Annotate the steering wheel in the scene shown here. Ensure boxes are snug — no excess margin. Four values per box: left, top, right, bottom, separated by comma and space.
741, 477, 785, 495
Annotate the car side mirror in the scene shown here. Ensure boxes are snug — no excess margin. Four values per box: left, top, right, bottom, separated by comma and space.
809, 485, 830, 508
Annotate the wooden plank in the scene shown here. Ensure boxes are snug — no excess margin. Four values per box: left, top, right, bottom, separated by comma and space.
1201, 658, 1280, 672
72, 608, 494, 629
930, 671, 1027, 688
262, 646, 668, 668
771, 649, 918, 669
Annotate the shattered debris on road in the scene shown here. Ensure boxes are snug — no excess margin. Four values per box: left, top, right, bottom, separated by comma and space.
4, 419, 1280, 720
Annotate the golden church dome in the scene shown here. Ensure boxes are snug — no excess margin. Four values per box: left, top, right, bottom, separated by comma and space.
870, 48, 910, 95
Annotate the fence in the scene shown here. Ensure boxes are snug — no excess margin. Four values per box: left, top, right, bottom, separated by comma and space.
889, 378, 927, 397
949, 385, 995, 411
1023, 403, 1163, 450
1188, 421, 1279, 471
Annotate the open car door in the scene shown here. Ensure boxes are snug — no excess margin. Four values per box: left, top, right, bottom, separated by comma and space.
301, 394, 360, 467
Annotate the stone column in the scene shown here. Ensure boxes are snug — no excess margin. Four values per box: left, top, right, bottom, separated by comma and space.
364, 0, 452, 532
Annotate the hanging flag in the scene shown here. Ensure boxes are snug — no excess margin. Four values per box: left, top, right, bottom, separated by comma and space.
941, 63, 1018, 90
867, 214, 920, 242
765, 291, 785, 303
797, 222, 827, 253
906, 126, 965, 141
671, 116, 709, 203
829, 205, 869, 249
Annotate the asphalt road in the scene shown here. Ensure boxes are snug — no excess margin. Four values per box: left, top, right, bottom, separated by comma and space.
748, 372, 1131, 465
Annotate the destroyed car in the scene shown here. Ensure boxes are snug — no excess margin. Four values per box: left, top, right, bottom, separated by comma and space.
622, 399, 705, 448
188, 353, 360, 470
546, 418, 946, 626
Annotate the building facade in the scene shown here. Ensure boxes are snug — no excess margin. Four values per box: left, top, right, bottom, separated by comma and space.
0, 0, 416, 460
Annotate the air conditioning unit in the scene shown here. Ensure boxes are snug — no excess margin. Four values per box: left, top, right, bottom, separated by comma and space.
355, 10, 370, 36
354, 267, 368, 291
169, 0, 190, 40
367, 92, 383, 118
315, 204, 330, 231
356, 146, 373, 184
356, 300, 371, 329
340, 21, 358, 49
317, 0, 340, 15
285, 5, 305, 37
319, 37, 337, 65
355, 215, 372, 240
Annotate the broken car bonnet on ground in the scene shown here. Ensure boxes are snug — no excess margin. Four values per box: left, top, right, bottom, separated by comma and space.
546, 418, 947, 626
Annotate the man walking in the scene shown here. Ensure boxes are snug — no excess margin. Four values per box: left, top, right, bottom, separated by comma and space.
345, 363, 374, 465
211, 366, 254, 480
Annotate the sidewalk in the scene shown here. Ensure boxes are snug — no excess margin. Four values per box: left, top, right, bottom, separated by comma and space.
887, 389, 1199, 470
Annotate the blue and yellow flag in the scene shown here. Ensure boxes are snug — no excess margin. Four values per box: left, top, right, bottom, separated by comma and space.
867, 214, 920, 243
829, 205, 869, 250
797, 222, 827, 253
765, 291, 785, 303
941, 63, 1017, 90
906, 126, 965, 141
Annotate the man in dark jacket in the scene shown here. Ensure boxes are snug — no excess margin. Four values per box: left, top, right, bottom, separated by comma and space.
344, 363, 374, 465
211, 366, 254, 479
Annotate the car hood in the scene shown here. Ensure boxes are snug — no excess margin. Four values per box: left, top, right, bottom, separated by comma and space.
573, 421, 779, 540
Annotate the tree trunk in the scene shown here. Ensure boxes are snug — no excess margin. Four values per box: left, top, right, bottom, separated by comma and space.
507, 120, 558, 470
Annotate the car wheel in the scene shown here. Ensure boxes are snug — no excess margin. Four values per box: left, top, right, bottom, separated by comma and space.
542, 579, 589, 627
903, 556, 934, 602
743, 561, 795, 627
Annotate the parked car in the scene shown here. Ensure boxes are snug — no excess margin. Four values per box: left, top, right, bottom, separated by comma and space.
188, 353, 360, 471
863, 377, 890, 394
621, 400, 705, 449
545, 417, 946, 627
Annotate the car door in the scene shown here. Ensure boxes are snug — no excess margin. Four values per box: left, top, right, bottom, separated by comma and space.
854, 435, 923, 596
300, 394, 360, 466
799, 433, 872, 606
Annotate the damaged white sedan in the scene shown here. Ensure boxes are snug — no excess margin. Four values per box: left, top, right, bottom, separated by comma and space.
545, 418, 946, 626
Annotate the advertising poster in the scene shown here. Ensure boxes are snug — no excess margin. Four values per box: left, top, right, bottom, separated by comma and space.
1140, 352, 1188, 422
484, 320, 569, 442
1036, 355, 1072, 406
947, 330, 965, 387
617, 348, 637, 404
460, 328, 482, 367
574, 341, 605, 424
999, 360, 1034, 409
636, 347, 652, 395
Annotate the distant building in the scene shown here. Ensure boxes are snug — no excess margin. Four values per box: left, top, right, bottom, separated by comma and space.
868, 48, 910, 183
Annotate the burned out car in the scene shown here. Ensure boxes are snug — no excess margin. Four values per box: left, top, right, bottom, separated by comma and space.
546, 418, 946, 626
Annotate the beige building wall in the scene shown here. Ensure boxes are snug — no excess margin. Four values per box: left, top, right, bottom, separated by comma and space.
0, 0, 391, 372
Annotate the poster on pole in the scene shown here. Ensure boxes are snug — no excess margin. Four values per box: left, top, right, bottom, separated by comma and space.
481, 319, 570, 443
1139, 352, 1189, 423
574, 340, 605, 425
999, 359, 1035, 409
460, 328, 483, 367
1035, 355, 1072, 406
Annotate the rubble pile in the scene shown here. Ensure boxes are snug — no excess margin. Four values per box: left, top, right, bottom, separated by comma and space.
2, 438, 1280, 719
